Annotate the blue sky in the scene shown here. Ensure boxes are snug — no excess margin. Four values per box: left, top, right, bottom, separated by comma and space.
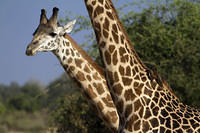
0, 0, 132, 86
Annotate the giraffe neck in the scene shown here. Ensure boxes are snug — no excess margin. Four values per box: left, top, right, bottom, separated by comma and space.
85, 0, 147, 123
52, 34, 119, 132
85, 0, 200, 132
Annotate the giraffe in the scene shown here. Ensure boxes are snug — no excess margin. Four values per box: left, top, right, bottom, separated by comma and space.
25, 7, 119, 132
84, 0, 200, 132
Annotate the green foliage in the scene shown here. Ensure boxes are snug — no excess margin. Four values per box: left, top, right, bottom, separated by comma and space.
0, 82, 20, 104
0, 80, 44, 112
50, 93, 110, 133
123, 0, 200, 107
0, 102, 6, 114
7, 93, 39, 112
45, 74, 79, 108
4, 80, 44, 112
0, 81, 48, 132
48, 74, 76, 97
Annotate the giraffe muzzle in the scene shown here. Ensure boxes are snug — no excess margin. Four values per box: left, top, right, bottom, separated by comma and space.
26, 46, 37, 56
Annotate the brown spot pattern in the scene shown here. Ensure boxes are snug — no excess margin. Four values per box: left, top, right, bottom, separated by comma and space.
144, 87, 153, 97
84, 65, 91, 73
132, 68, 136, 76
114, 72, 119, 82
134, 99, 141, 111
119, 47, 126, 56
67, 58, 72, 64
134, 82, 139, 87
112, 50, 118, 65
94, 5, 104, 18
135, 83, 144, 96
113, 83, 123, 95
134, 75, 140, 80
97, 101, 104, 110
102, 97, 114, 107
95, 83, 104, 95
92, 1, 96, 5
103, 17, 110, 31
112, 30, 119, 44
116, 100, 124, 114
126, 66, 131, 76
98, 0, 104, 5
134, 120, 141, 131
143, 121, 150, 132
100, 41, 106, 48
109, 111, 118, 123
106, 11, 114, 20
107, 70, 114, 85
94, 22, 101, 42
70, 49, 75, 56
104, 50, 111, 65
69, 66, 75, 71
86, 75, 92, 81
124, 89, 136, 101
87, 84, 97, 99
119, 65, 125, 75
75, 59, 83, 68
112, 24, 118, 33
122, 77, 132, 86
120, 35, 124, 44
66, 49, 70, 55
109, 45, 115, 53
93, 72, 101, 80
125, 117, 133, 132
125, 104, 132, 118
103, 29, 109, 38
76, 71, 86, 81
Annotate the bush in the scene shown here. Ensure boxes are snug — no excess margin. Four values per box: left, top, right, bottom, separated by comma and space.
0, 102, 6, 114
7, 94, 40, 112
50, 93, 111, 133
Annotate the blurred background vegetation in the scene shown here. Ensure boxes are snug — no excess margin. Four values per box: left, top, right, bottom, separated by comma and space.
1, 0, 200, 132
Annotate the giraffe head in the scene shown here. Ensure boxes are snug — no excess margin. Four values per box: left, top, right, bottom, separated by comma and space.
26, 7, 76, 56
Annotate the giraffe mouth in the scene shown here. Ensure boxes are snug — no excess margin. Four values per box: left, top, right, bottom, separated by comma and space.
26, 47, 37, 56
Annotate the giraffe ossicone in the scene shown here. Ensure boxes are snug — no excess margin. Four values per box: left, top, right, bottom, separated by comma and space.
26, 7, 119, 132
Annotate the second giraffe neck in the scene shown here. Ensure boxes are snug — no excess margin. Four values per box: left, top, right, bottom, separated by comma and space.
85, 0, 147, 116
52, 34, 119, 132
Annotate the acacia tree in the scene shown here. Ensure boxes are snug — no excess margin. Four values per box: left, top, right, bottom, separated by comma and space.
50, 93, 111, 133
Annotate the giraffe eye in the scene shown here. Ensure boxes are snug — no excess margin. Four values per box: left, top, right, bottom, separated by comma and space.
49, 32, 57, 37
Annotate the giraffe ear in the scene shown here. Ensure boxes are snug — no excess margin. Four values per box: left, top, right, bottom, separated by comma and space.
63, 19, 76, 34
